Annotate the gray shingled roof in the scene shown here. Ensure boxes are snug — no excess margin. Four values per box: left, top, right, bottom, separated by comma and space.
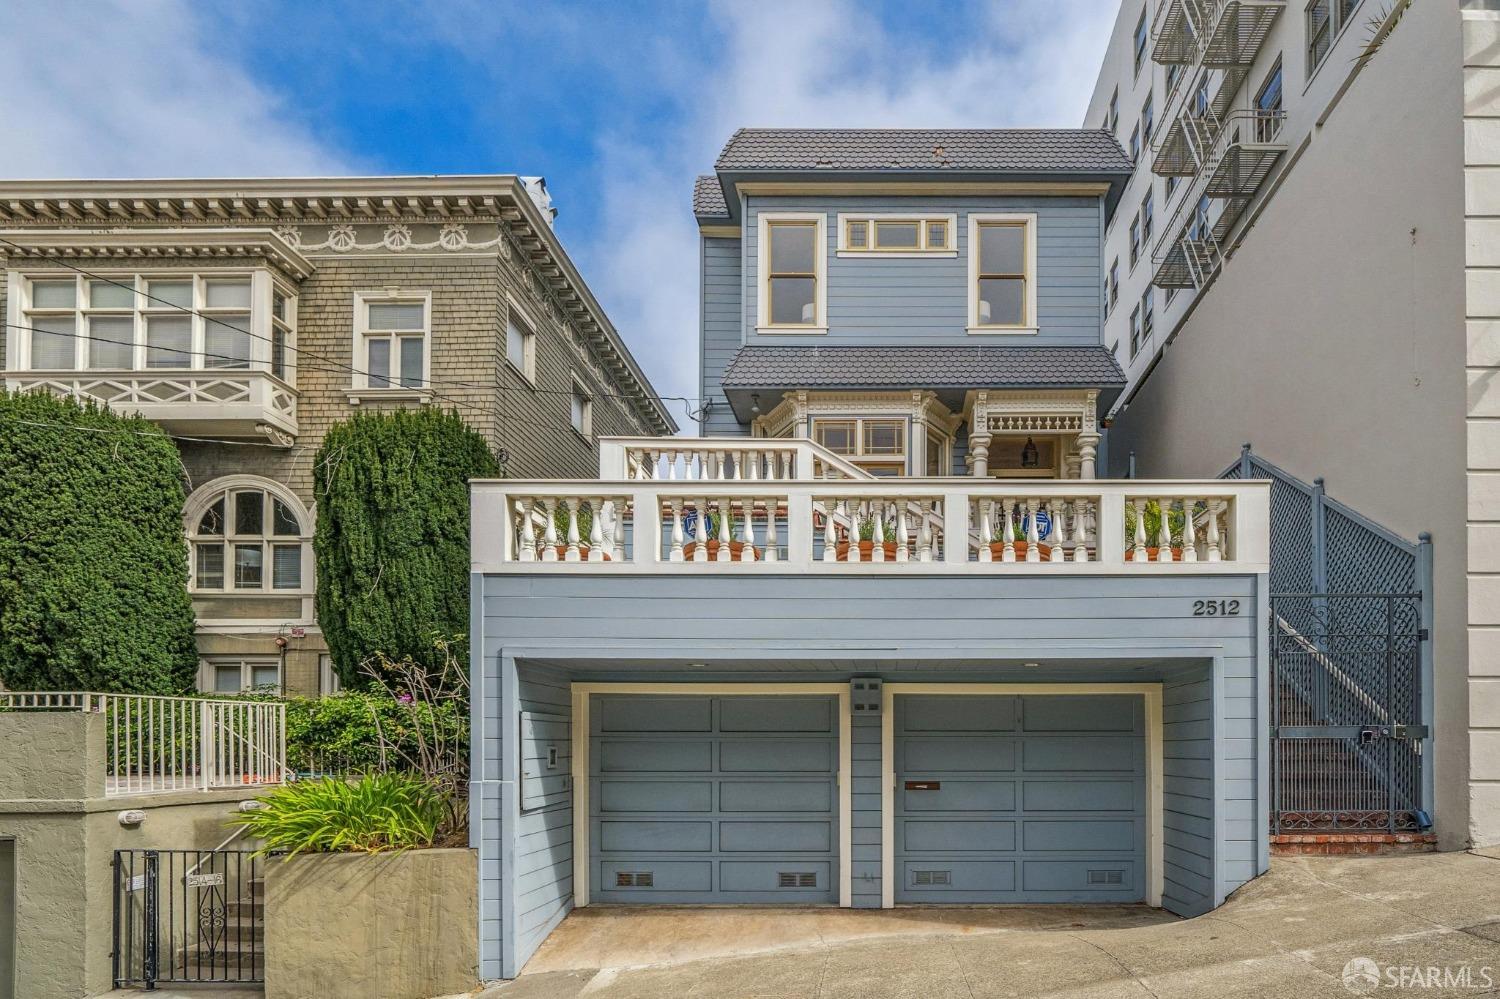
715, 129, 1132, 173
720, 345, 1125, 390
693, 174, 729, 218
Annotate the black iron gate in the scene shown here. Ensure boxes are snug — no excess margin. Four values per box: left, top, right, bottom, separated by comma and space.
113, 849, 265, 988
1270, 593, 1429, 833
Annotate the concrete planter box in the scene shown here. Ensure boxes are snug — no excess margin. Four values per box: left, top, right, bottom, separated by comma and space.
264, 847, 478, 999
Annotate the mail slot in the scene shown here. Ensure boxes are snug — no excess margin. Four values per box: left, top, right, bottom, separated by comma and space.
905, 780, 941, 791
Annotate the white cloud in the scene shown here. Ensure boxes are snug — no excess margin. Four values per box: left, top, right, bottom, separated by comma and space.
0, 0, 353, 177
585, 0, 1117, 427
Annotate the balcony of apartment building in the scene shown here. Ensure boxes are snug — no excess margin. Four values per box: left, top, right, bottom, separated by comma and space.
472, 435, 1269, 576
1148, 0, 1287, 289
2, 230, 309, 444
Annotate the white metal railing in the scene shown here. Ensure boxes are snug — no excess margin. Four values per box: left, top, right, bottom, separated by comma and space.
0, 691, 287, 796
598, 436, 874, 482
473, 479, 1270, 572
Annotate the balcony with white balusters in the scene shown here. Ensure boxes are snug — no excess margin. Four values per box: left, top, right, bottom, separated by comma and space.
471, 437, 1270, 576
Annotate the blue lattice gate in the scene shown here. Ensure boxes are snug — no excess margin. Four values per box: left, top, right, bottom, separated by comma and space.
1221, 446, 1433, 832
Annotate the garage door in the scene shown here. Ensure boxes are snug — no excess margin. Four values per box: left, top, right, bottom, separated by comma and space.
589, 694, 839, 903
895, 694, 1145, 903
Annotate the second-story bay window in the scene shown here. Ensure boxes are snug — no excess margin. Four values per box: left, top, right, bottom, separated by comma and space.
968, 214, 1037, 333
14, 272, 293, 376
355, 291, 430, 390
757, 212, 825, 331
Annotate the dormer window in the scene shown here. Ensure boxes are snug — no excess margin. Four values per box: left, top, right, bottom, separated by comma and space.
838, 215, 956, 255
757, 212, 826, 332
968, 214, 1038, 333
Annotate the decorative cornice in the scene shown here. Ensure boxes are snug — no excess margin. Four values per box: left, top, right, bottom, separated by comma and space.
0, 228, 314, 281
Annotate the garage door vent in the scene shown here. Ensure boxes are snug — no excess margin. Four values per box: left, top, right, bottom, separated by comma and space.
913, 870, 952, 886
616, 871, 654, 888
777, 872, 818, 888
1087, 869, 1124, 886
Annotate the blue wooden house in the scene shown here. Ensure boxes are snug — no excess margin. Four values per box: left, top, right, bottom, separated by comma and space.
469, 128, 1272, 979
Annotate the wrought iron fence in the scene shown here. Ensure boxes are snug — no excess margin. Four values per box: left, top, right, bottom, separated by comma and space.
1222, 446, 1433, 832
113, 848, 266, 987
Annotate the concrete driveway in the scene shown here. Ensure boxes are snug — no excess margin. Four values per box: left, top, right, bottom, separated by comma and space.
476, 851, 1500, 998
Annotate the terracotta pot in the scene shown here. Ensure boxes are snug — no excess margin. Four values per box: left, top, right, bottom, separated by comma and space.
681, 539, 758, 562
549, 545, 611, 561
1124, 546, 1184, 563
835, 539, 900, 562
986, 540, 1053, 560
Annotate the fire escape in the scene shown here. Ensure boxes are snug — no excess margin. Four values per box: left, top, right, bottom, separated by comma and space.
1150, 0, 1288, 289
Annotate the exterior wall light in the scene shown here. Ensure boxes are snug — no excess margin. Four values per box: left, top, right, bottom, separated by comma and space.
117, 810, 147, 827
1021, 436, 1040, 468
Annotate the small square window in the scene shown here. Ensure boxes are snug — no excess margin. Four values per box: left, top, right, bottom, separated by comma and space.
927, 221, 948, 249
846, 220, 868, 249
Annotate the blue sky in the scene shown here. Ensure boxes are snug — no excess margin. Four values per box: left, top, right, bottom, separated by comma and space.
1, 0, 1118, 414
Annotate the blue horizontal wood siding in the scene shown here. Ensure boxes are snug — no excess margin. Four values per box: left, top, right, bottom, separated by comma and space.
743, 196, 1103, 347
700, 236, 745, 435
512, 663, 573, 969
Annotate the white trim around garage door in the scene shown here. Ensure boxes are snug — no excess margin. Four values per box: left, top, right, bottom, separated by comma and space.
570, 682, 853, 909
880, 683, 1164, 910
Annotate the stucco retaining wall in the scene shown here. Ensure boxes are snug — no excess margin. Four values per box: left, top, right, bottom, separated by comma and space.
264, 847, 478, 999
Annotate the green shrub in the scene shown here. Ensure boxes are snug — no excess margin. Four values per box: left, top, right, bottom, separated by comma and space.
233, 773, 448, 856
284, 689, 467, 778
312, 408, 499, 685
0, 390, 198, 693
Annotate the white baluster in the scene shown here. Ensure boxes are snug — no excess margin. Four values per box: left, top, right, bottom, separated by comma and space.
714, 451, 727, 480
669, 498, 685, 562
716, 497, 733, 561
564, 498, 582, 562
896, 503, 910, 563
693, 497, 709, 562
763, 497, 779, 563
1132, 497, 1148, 562
741, 498, 758, 562
821, 499, 838, 563
871, 502, 886, 562
1157, 496, 1174, 562
516, 499, 536, 562
747, 451, 760, 481
1073, 498, 1089, 563
588, 497, 606, 562
1206, 500, 1223, 562
1024, 498, 1041, 563
1001, 498, 1017, 563
978, 499, 994, 563
1182, 497, 1199, 562
916, 500, 934, 562
781, 452, 793, 480
542, 499, 559, 562
1046, 500, 1065, 563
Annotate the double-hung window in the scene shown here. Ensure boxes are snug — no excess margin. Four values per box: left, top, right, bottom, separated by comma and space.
506, 302, 537, 382
17, 273, 277, 374
356, 292, 428, 390
1129, 216, 1142, 267
570, 375, 593, 436
1256, 60, 1285, 143
1141, 93, 1155, 144
1129, 305, 1142, 359
1107, 89, 1119, 134
1129, 123, 1141, 164
969, 214, 1036, 332
1140, 190, 1154, 247
760, 215, 824, 329
1306, 0, 1332, 74
1133, 7, 1149, 76
1141, 288, 1155, 340
1108, 259, 1120, 314
812, 417, 907, 476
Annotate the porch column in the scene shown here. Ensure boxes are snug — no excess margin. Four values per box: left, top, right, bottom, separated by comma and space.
1077, 432, 1100, 480
970, 432, 991, 477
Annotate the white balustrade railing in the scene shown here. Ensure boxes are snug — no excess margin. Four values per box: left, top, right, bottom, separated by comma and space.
598, 436, 873, 482
0, 691, 287, 796
473, 479, 1270, 573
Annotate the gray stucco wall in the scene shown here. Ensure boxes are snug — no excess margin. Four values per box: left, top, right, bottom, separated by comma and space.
1103, 0, 1469, 848
472, 570, 1268, 976
742, 196, 1103, 346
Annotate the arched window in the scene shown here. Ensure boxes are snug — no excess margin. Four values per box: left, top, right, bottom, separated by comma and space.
185, 478, 311, 593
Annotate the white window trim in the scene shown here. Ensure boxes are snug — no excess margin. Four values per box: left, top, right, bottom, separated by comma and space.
198, 656, 283, 696
319, 654, 342, 696
350, 289, 433, 397
504, 294, 539, 384
570, 373, 594, 439
835, 213, 958, 258
967, 212, 1039, 335
183, 474, 315, 599
756, 211, 827, 334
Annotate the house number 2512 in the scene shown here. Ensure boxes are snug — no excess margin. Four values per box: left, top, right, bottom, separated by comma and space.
1192, 599, 1241, 617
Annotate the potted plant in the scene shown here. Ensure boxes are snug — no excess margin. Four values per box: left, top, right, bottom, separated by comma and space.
836, 514, 900, 562
681, 508, 758, 561
1123, 500, 1188, 562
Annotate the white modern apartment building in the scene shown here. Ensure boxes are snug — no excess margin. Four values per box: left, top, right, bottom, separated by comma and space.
1085, 0, 1500, 851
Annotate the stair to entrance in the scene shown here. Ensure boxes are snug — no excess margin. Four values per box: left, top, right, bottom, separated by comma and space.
175, 878, 265, 968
